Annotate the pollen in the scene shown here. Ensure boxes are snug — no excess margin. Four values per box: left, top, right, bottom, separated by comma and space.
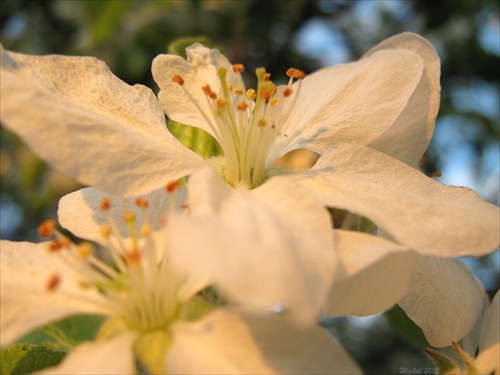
100, 198, 111, 211
47, 274, 61, 291
232, 64, 245, 73
172, 75, 185, 86
233, 87, 244, 95
135, 197, 149, 208
38, 220, 56, 238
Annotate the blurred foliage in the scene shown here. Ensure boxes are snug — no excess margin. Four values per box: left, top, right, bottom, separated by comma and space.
0, 0, 499, 373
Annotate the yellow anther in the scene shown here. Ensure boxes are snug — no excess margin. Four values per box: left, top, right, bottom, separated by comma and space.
100, 225, 111, 239
100, 197, 111, 211
38, 220, 56, 238
237, 102, 249, 111
141, 224, 151, 237
232, 64, 245, 73
233, 87, 244, 95
282, 87, 293, 97
78, 242, 94, 259
258, 119, 267, 127
226, 83, 232, 92
216, 98, 227, 109
286, 68, 305, 80
270, 98, 279, 106
172, 75, 185, 86
135, 197, 149, 208
246, 89, 256, 101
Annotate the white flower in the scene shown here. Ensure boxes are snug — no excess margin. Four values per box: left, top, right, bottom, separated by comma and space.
0, 187, 361, 374
1, 34, 498, 259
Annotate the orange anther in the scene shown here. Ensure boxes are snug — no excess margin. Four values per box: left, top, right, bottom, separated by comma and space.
172, 75, 185, 86
286, 68, 305, 79
232, 64, 245, 73
48, 241, 63, 252
100, 198, 111, 211
135, 197, 149, 208
123, 211, 135, 223
216, 98, 227, 108
259, 90, 272, 101
165, 181, 181, 193
282, 87, 293, 97
38, 220, 56, 238
432, 171, 442, 178
78, 242, 94, 258
264, 73, 271, 81
47, 274, 61, 291
126, 249, 141, 265
237, 102, 249, 111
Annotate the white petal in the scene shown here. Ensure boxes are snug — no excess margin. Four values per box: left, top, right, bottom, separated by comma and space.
37, 332, 137, 375
168, 308, 362, 374
152, 43, 244, 139
398, 257, 484, 347
326, 231, 418, 317
290, 143, 500, 257
57, 187, 186, 244
476, 290, 500, 374
170, 167, 336, 324
268, 45, 425, 166
363, 32, 441, 166
0, 46, 204, 196
0, 240, 112, 345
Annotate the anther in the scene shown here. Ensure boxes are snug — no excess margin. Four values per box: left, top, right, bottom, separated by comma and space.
258, 119, 267, 128
237, 102, 249, 111
38, 220, 56, 238
264, 73, 271, 81
165, 180, 181, 193
246, 89, 256, 101
432, 171, 442, 178
100, 225, 111, 239
126, 249, 141, 265
259, 90, 272, 101
78, 242, 94, 259
269, 98, 279, 106
141, 224, 151, 237
282, 87, 293, 97
233, 87, 244, 96
216, 98, 227, 109
123, 211, 136, 224
135, 197, 149, 208
47, 274, 61, 291
286, 68, 305, 79
100, 198, 111, 211
172, 75, 185, 86
232, 64, 245, 73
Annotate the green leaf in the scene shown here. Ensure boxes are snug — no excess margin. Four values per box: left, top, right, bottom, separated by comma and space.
83, 1, 133, 46
0, 344, 66, 375
167, 121, 221, 158
17, 314, 106, 350
385, 304, 430, 349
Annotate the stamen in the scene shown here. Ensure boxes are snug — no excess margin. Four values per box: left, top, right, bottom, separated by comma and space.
172, 75, 185, 86
282, 87, 293, 97
165, 180, 181, 193
100, 198, 111, 211
258, 119, 267, 128
237, 102, 249, 111
286, 68, 305, 79
135, 197, 149, 208
141, 224, 151, 237
216, 98, 227, 109
77, 242, 94, 259
264, 73, 271, 81
246, 89, 256, 101
232, 64, 245, 73
233, 87, 244, 95
100, 225, 111, 239
38, 220, 56, 238
47, 274, 61, 291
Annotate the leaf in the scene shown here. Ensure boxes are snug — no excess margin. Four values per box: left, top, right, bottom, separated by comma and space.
0, 344, 66, 375
385, 304, 430, 349
168, 121, 221, 158
17, 314, 106, 350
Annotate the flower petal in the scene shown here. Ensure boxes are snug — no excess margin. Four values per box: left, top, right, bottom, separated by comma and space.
398, 257, 484, 347
0, 240, 112, 345
289, 143, 499, 257
37, 332, 137, 375
170, 167, 336, 324
363, 32, 441, 166
268, 37, 427, 167
0, 46, 204, 196
476, 290, 500, 374
326, 230, 418, 317
152, 43, 244, 139
168, 308, 362, 374
57, 187, 185, 244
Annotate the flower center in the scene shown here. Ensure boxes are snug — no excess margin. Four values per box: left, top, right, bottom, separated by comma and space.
172, 65, 304, 188
40, 183, 204, 334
